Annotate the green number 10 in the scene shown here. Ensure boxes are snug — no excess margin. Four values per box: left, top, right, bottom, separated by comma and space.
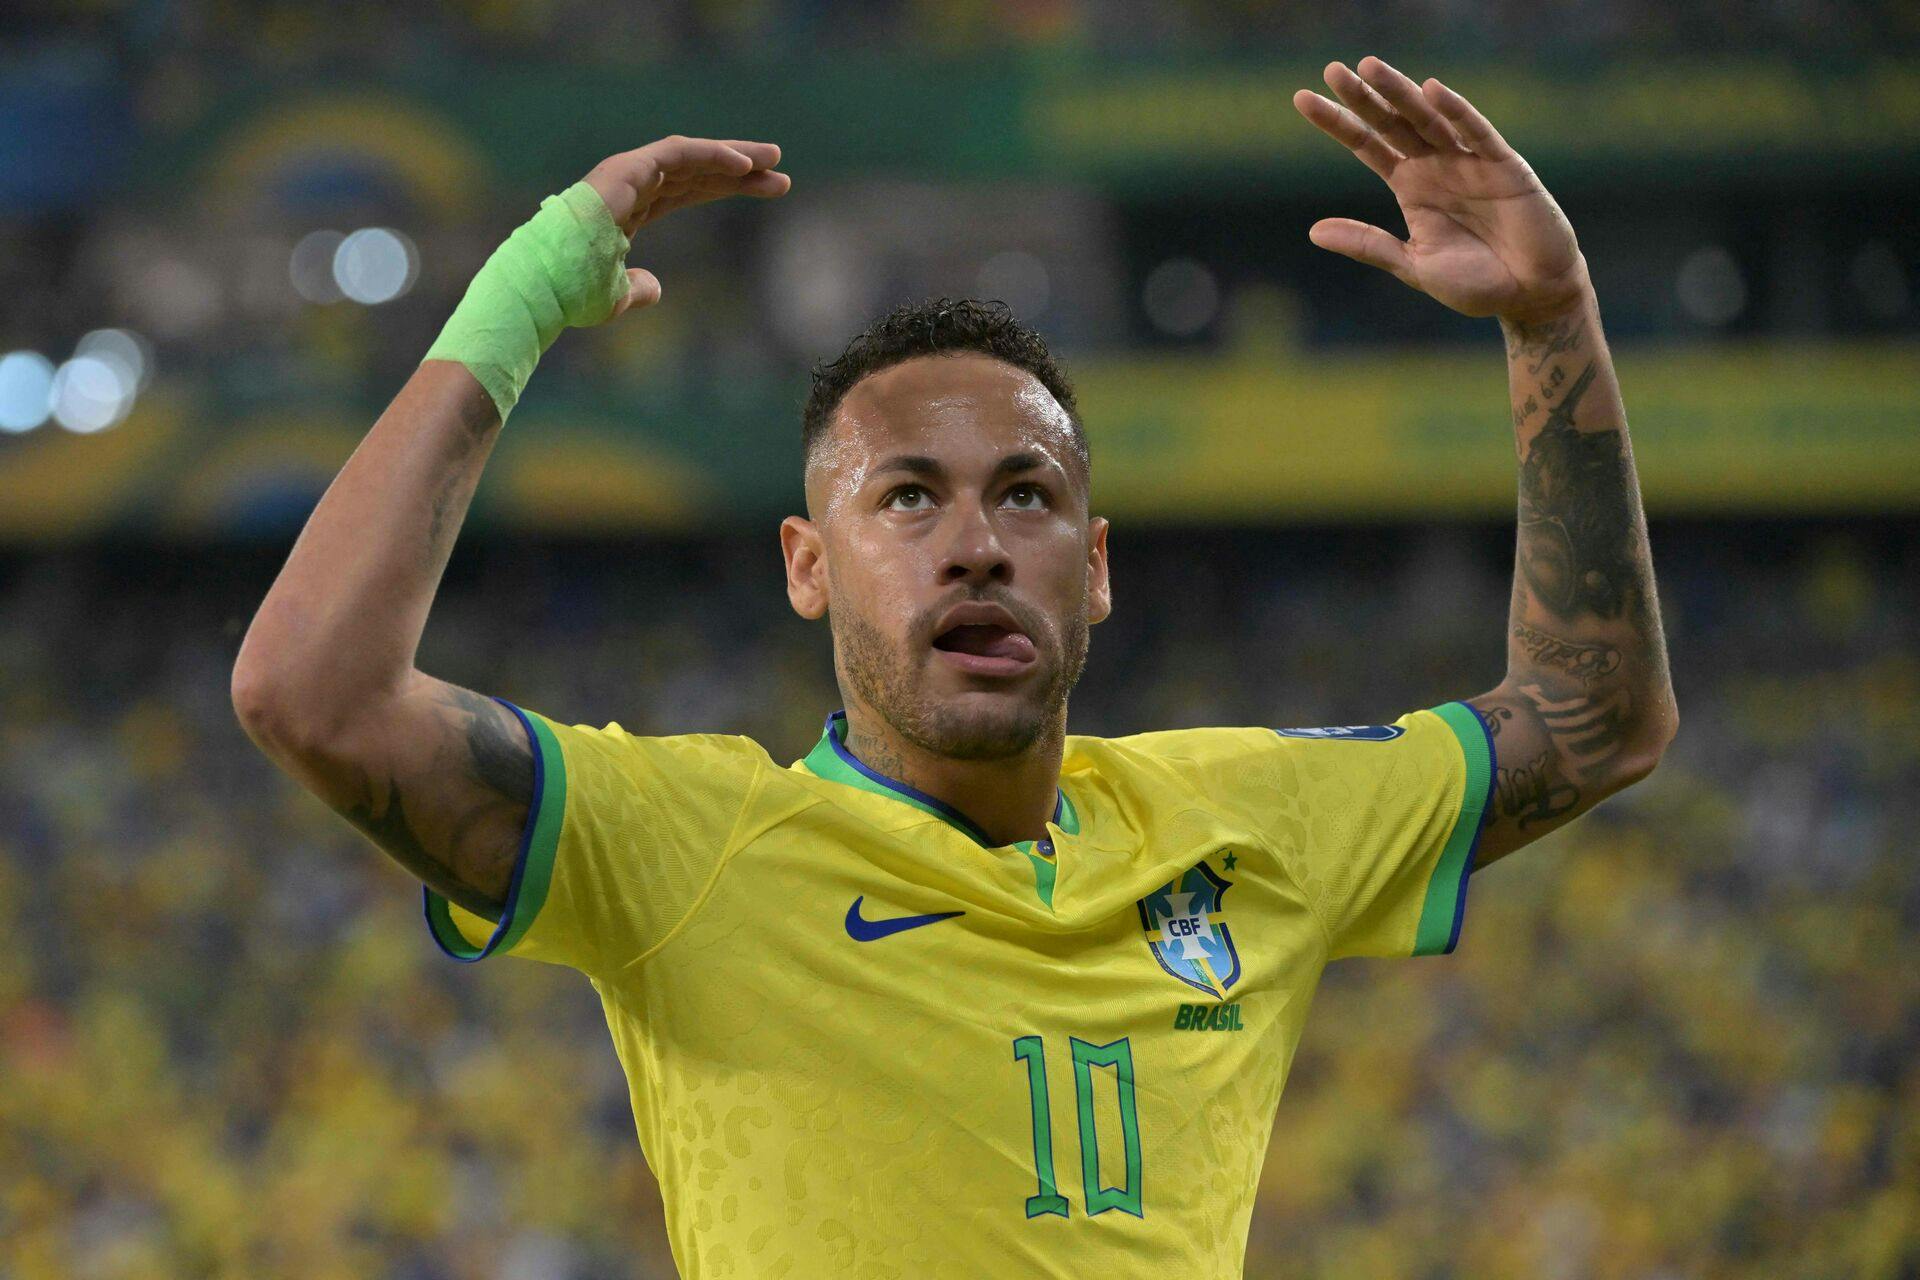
1010, 1035, 1143, 1218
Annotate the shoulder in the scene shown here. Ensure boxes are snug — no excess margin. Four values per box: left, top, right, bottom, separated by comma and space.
530, 714, 780, 807
1066, 725, 1281, 774
1065, 709, 1438, 768
1064, 707, 1475, 793
549, 717, 776, 767
1061, 727, 1291, 817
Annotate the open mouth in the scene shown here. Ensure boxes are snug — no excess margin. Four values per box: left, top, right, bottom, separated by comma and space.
931, 623, 1038, 676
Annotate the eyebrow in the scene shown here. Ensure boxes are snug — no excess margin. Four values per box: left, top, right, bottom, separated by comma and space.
871, 452, 1057, 485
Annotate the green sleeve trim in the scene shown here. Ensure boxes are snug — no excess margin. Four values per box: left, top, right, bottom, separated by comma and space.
423, 700, 567, 962
1411, 701, 1496, 957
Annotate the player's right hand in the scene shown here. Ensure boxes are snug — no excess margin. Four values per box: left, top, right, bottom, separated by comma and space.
583, 136, 790, 317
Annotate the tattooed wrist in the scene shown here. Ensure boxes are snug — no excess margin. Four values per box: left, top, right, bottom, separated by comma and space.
1496, 267, 1593, 334
1502, 310, 1588, 376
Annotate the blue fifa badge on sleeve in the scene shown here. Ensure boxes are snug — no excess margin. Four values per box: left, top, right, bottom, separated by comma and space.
1273, 724, 1405, 740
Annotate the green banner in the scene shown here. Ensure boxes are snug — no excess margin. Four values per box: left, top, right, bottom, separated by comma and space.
1026, 58, 1920, 188
1074, 340, 1920, 517
138, 57, 1920, 209
2, 341, 1913, 539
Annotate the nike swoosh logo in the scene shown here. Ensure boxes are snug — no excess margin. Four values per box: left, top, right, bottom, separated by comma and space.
844, 896, 965, 942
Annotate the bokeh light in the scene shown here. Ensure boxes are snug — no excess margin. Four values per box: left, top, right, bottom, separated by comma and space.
1143, 257, 1220, 336
332, 228, 419, 305
1676, 245, 1747, 326
76, 327, 153, 392
49, 354, 135, 433
290, 229, 345, 304
0, 350, 56, 433
1849, 241, 1911, 320
977, 250, 1050, 319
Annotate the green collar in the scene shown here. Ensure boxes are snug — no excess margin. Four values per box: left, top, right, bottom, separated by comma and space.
801, 710, 1080, 856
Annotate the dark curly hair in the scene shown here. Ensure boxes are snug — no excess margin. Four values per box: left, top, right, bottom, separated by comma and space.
802, 297, 1089, 485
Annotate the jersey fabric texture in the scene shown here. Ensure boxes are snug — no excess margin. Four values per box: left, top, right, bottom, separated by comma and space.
426, 701, 1495, 1278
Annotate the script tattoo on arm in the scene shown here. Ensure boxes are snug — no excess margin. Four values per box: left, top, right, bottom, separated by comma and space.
1512, 620, 1620, 683
334, 683, 532, 920
1505, 311, 1586, 375
1468, 297, 1676, 869
1486, 750, 1580, 830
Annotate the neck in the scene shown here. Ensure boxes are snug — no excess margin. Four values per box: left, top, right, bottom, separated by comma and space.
840, 701, 1065, 847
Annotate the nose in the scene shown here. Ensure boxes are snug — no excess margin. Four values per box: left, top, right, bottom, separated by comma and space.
939, 500, 1012, 585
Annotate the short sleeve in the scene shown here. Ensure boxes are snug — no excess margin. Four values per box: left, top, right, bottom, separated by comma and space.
1151, 703, 1493, 960
1268, 703, 1494, 959
423, 700, 768, 975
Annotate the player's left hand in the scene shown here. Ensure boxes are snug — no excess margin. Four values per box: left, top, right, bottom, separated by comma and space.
1294, 58, 1589, 323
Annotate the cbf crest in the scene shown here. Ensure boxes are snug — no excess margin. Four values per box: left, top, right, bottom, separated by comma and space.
1137, 856, 1241, 1000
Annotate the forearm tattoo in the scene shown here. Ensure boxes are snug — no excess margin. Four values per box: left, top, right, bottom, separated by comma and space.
1470, 303, 1674, 864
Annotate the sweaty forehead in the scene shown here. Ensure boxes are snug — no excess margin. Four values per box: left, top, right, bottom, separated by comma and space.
806, 354, 1081, 512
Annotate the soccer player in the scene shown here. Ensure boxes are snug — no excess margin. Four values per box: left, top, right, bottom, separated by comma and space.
233, 59, 1675, 1277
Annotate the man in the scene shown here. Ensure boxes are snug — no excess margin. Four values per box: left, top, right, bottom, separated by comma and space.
233, 57, 1675, 1278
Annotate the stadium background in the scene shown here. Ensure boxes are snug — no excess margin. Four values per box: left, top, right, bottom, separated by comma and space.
3, 1, 1918, 1276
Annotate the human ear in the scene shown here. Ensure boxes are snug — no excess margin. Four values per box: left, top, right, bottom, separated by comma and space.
781, 515, 829, 620
1086, 517, 1112, 625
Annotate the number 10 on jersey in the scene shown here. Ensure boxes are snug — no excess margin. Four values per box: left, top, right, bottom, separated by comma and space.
1011, 1034, 1143, 1217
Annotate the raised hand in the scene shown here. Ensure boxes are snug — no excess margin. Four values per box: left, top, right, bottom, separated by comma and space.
1293, 58, 1587, 323
582, 136, 790, 317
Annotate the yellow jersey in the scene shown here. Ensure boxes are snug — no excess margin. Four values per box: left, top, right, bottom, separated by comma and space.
428, 701, 1493, 1278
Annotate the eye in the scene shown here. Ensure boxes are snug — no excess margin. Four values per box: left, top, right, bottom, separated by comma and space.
1002, 483, 1049, 511
884, 484, 933, 512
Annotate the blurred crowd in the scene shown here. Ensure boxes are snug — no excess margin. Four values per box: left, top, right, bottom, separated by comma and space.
5, 0, 1915, 422
14, 0, 1918, 63
0, 522, 1914, 1278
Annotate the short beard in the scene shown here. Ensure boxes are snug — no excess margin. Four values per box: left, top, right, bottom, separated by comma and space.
832, 597, 1089, 762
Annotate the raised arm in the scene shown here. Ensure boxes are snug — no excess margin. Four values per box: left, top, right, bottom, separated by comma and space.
1293, 58, 1676, 869
1469, 288, 1675, 866
231, 138, 788, 918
